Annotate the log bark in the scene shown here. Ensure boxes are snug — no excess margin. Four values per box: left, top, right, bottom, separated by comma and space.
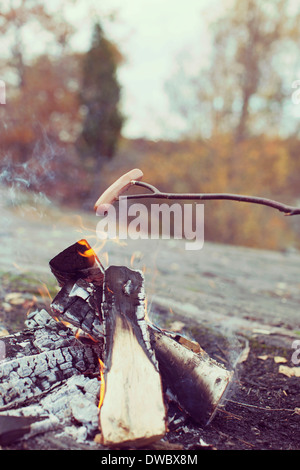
149, 326, 233, 425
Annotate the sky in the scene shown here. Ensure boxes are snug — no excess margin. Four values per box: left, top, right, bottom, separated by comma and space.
66, 0, 225, 140
3, 0, 299, 140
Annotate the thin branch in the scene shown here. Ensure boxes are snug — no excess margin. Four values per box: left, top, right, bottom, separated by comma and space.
123, 180, 300, 216
224, 398, 297, 413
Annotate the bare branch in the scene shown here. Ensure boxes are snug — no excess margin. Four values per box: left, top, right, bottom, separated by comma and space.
125, 180, 300, 216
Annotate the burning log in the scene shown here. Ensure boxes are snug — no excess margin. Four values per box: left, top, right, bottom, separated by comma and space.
49, 244, 167, 447
49, 238, 105, 345
98, 266, 167, 448
49, 239, 104, 287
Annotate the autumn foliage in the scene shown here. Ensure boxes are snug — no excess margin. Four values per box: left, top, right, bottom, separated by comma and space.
0, 1, 300, 252
102, 135, 300, 251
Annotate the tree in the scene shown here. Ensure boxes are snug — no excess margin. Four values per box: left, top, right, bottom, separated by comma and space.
166, 0, 300, 141
0, 0, 78, 164
0, 0, 75, 89
78, 22, 124, 163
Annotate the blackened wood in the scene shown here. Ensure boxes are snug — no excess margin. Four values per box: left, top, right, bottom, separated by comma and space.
49, 239, 104, 287
149, 326, 233, 425
0, 310, 101, 410
99, 266, 167, 447
50, 279, 105, 344
0, 415, 42, 445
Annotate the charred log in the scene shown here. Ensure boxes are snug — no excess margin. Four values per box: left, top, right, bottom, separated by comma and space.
50, 278, 105, 345
149, 326, 233, 425
0, 309, 101, 411
49, 239, 104, 287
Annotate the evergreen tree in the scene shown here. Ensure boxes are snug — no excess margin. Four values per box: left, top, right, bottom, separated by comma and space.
78, 23, 124, 162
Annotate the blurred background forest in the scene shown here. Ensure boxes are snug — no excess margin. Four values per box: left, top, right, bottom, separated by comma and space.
1, 0, 300, 251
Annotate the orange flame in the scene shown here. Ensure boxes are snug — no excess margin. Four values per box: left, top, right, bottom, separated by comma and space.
144, 296, 149, 322
98, 359, 106, 409
38, 283, 53, 303
77, 239, 95, 258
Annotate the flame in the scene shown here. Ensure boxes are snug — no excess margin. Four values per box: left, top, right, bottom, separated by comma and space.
25, 294, 38, 316
75, 329, 81, 340
144, 296, 149, 322
77, 239, 95, 258
98, 358, 106, 409
130, 252, 136, 267
38, 283, 53, 303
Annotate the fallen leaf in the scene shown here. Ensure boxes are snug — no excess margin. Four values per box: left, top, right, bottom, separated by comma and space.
278, 365, 300, 378
5, 292, 25, 305
258, 355, 269, 361
237, 342, 250, 363
0, 327, 9, 338
274, 356, 287, 364
2, 302, 12, 312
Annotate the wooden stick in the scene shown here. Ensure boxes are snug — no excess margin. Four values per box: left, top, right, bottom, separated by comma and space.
94, 168, 300, 216
129, 180, 300, 216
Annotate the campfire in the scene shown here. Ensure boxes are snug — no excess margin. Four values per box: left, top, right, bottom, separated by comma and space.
0, 169, 236, 449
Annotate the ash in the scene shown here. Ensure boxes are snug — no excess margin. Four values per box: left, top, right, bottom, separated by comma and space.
0, 309, 102, 447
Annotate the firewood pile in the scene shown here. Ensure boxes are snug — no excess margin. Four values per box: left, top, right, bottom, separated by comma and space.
0, 239, 233, 449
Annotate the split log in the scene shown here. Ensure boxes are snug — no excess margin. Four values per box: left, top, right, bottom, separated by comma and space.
98, 266, 167, 448
149, 326, 233, 425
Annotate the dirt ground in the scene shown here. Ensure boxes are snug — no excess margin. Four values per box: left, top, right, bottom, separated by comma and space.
162, 317, 300, 450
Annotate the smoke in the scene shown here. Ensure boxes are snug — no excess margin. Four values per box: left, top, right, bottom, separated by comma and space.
0, 123, 64, 212
0, 122, 67, 275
